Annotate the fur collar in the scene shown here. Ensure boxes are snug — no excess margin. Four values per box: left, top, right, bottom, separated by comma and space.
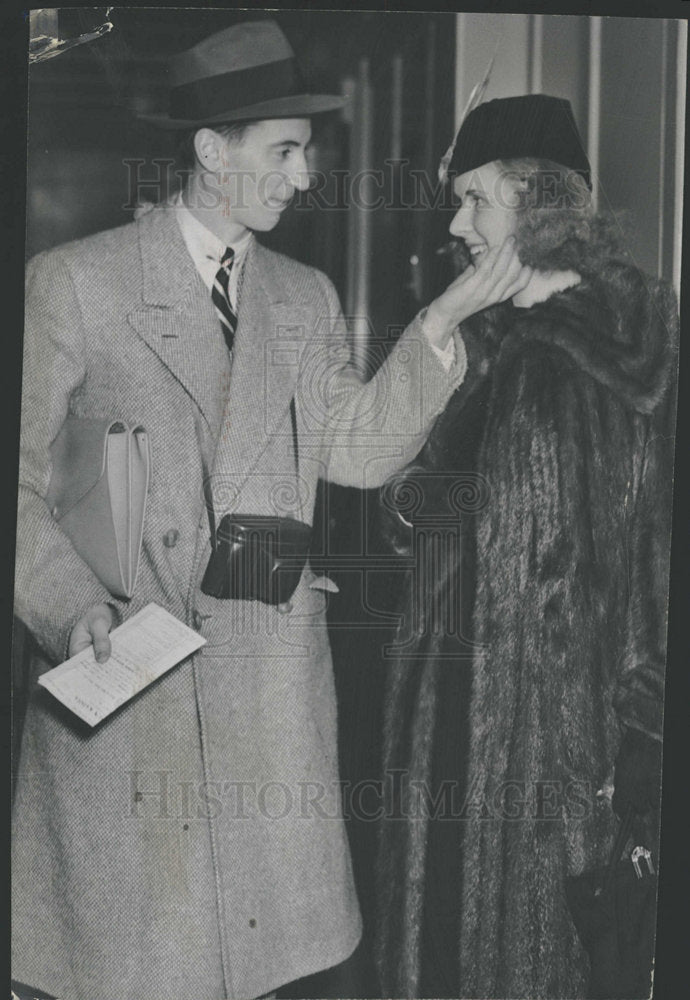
505, 262, 678, 415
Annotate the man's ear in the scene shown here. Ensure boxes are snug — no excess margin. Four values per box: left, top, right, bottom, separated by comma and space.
193, 128, 223, 170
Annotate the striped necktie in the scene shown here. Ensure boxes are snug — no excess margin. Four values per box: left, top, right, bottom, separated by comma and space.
212, 247, 238, 354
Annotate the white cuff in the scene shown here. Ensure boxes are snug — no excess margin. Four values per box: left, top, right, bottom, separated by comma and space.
430, 337, 457, 372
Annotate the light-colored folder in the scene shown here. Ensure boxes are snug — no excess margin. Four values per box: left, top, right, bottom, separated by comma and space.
45, 417, 150, 599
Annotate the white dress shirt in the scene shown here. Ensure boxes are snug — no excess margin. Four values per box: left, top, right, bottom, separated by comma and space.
174, 193, 252, 311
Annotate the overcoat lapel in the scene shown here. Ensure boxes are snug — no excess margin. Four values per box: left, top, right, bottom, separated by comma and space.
209, 242, 314, 514
127, 204, 228, 431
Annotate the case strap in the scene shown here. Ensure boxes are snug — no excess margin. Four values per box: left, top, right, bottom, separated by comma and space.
201, 398, 300, 548
290, 396, 299, 475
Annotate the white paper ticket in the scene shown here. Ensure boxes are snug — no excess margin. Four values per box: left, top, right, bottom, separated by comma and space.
39, 603, 206, 726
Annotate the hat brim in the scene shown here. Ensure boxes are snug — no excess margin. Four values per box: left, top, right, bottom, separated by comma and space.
138, 93, 346, 129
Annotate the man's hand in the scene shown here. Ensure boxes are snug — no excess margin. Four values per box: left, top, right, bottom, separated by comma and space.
423, 236, 533, 348
68, 603, 116, 662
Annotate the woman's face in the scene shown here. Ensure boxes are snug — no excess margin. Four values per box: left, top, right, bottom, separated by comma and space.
449, 161, 521, 264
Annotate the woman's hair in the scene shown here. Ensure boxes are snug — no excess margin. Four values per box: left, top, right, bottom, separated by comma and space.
497, 157, 627, 272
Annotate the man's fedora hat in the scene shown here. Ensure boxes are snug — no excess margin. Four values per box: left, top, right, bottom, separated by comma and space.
140, 19, 345, 128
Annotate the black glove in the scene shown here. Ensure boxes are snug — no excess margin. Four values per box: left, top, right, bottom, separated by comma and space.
612, 727, 663, 817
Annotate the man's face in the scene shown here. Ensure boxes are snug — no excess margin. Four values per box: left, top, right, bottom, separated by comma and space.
204, 118, 312, 233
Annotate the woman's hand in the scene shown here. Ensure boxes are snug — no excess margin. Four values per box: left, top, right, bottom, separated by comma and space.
68, 602, 116, 662
423, 236, 533, 348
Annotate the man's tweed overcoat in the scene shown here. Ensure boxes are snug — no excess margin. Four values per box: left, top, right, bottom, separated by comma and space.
12, 203, 466, 1000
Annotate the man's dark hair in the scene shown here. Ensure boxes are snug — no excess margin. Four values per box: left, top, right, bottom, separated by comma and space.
175, 121, 253, 175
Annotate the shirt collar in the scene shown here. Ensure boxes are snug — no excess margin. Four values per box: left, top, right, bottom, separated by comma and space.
174, 190, 253, 274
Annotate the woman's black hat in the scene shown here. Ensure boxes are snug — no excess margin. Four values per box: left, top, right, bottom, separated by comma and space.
448, 94, 591, 189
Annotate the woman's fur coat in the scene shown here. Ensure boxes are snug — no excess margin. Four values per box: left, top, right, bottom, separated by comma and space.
374, 261, 678, 998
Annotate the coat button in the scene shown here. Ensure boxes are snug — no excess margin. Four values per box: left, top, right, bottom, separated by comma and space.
192, 610, 213, 631
163, 528, 179, 548
277, 600, 293, 615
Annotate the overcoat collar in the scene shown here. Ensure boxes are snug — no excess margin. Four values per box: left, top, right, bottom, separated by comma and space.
138, 200, 199, 307
128, 202, 314, 506
127, 203, 226, 428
